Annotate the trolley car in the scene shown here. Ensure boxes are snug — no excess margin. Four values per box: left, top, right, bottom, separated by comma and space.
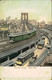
16, 48, 35, 66
9, 29, 37, 42
37, 40, 45, 49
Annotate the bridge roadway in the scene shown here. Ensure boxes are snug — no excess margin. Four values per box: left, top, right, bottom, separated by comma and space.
29, 48, 49, 66
0, 31, 41, 60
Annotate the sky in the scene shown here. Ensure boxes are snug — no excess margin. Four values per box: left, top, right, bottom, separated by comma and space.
0, 0, 51, 22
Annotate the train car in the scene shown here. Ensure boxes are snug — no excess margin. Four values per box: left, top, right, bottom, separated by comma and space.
9, 29, 36, 42
42, 36, 45, 40
37, 40, 45, 49
16, 48, 35, 66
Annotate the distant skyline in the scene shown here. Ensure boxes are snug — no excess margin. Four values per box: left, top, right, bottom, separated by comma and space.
0, 0, 51, 22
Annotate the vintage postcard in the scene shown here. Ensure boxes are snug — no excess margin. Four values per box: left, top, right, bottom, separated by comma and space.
0, 0, 52, 79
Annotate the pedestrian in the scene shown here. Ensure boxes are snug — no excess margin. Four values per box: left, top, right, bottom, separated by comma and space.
35, 55, 38, 60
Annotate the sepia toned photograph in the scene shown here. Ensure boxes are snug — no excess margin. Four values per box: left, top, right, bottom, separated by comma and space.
0, 0, 52, 79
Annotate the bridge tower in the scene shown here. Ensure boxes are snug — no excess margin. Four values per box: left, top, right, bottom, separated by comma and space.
21, 13, 29, 32
21, 13, 28, 23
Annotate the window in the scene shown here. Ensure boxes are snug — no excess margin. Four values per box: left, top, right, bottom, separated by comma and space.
22, 47, 29, 52
0, 57, 7, 63
9, 51, 20, 60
